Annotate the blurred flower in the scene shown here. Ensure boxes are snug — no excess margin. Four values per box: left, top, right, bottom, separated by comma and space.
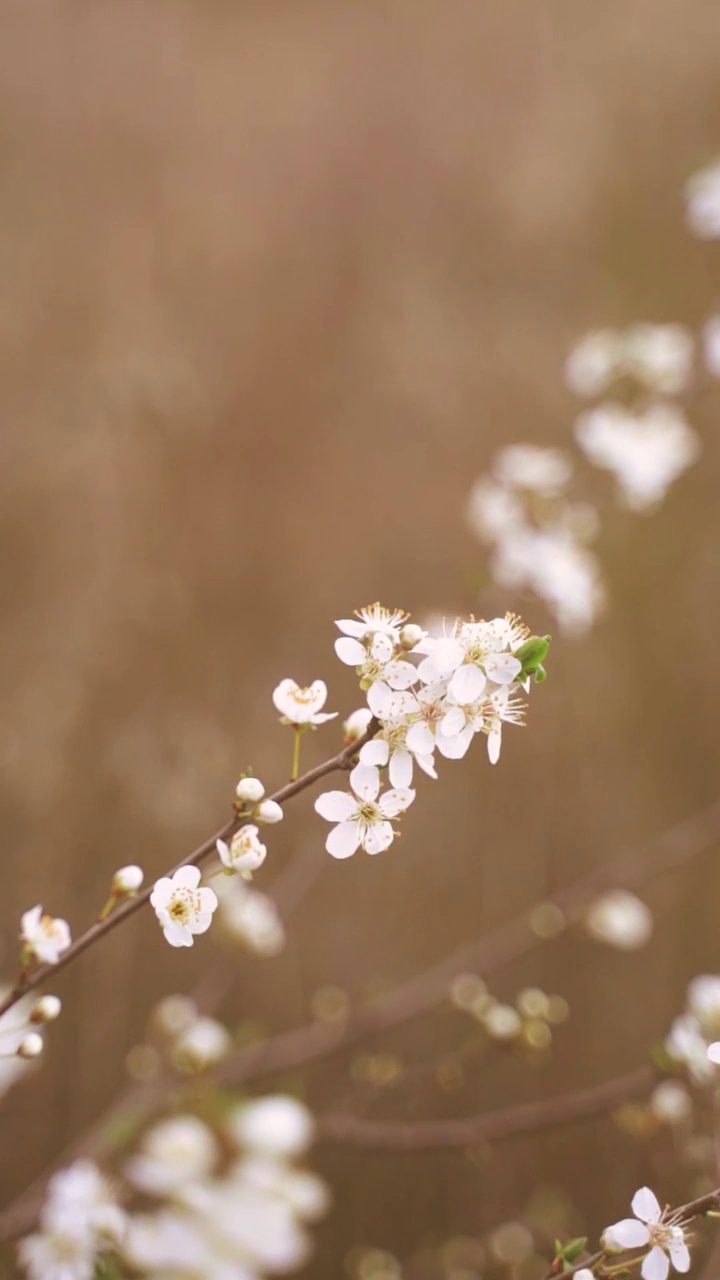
650, 1081, 692, 1125
493, 444, 573, 493
172, 1016, 232, 1071
491, 525, 604, 635
685, 160, 720, 238
575, 402, 700, 511
30, 995, 61, 1024
602, 1187, 690, 1280
150, 867, 217, 948
687, 975, 720, 1039
216, 825, 267, 876
585, 890, 653, 950
17, 1033, 43, 1059
228, 1095, 315, 1158
125, 1116, 219, 1195
666, 1011, 716, 1085
273, 679, 337, 726
20, 907, 71, 966
622, 324, 694, 395
19, 1160, 126, 1280
564, 329, 620, 397
702, 315, 720, 376
315, 762, 414, 858
214, 877, 285, 956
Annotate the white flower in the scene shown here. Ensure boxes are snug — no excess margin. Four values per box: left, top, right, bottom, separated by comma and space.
404, 684, 474, 761
125, 1116, 219, 1196
335, 604, 409, 643
273, 678, 337, 726
342, 707, 373, 744
467, 478, 524, 541
255, 798, 284, 824
238, 1156, 331, 1221
314, 763, 414, 858
30, 995, 62, 1023
623, 324, 694, 395
575, 402, 700, 511
150, 866, 218, 948
228, 1095, 315, 1158
17, 1033, 44, 1059
685, 161, 720, 238
650, 1081, 692, 1125
491, 525, 604, 635
360, 718, 437, 788
112, 864, 144, 894
43, 1161, 126, 1244
493, 444, 573, 493
335, 630, 418, 691
215, 877, 285, 956
20, 906, 71, 965
687, 974, 720, 1039
585, 890, 653, 950
235, 775, 265, 803
574, 1272, 595, 1280
602, 1187, 690, 1280
173, 1016, 232, 1070
216, 825, 267, 875
122, 1210, 213, 1274
18, 1222, 96, 1280
666, 1012, 716, 1085
564, 329, 620, 397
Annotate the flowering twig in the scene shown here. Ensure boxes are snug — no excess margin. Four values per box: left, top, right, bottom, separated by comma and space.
0, 725, 378, 1023
315, 1063, 657, 1149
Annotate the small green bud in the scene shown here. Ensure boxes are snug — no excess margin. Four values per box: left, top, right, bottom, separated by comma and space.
515, 634, 552, 675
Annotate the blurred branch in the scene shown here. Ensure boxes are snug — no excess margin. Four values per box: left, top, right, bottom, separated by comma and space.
0, 725, 377, 1022
316, 1063, 656, 1149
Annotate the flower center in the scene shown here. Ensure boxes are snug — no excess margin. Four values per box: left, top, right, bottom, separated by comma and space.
168, 891, 195, 924
358, 801, 381, 823
40, 916, 62, 941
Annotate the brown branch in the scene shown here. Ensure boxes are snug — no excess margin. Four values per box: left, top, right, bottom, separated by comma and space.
315, 1064, 657, 1149
0, 725, 377, 1022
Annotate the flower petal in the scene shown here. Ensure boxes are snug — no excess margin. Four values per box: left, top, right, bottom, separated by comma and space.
315, 791, 357, 822
436, 726, 473, 759
441, 707, 466, 737
360, 740, 390, 768
366, 681, 394, 718
163, 923, 194, 948
641, 1246, 669, 1280
609, 1220, 651, 1249
379, 788, 415, 818
707, 1041, 720, 1063
487, 727, 502, 764
349, 762, 380, 802
173, 865, 202, 890
197, 888, 218, 914
334, 637, 367, 666
384, 660, 420, 691
632, 1188, 662, 1226
668, 1238, 690, 1273
424, 638, 464, 676
449, 663, 487, 704
326, 822, 361, 859
363, 821, 394, 854
388, 748, 413, 789
406, 722, 435, 756
415, 752, 438, 780
335, 619, 366, 638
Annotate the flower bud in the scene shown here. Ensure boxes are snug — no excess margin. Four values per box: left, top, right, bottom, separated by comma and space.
30, 995, 62, 1023
255, 799, 283, 824
18, 1032, 44, 1059
236, 777, 265, 804
342, 708, 373, 745
113, 865, 144, 895
399, 623, 424, 650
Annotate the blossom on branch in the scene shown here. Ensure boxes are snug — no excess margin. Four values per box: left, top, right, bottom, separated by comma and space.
216, 825, 267, 876
314, 762, 414, 858
150, 867, 217, 948
602, 1187, 690, 1280
20, 906, 71, 966
273, 679, 337, 726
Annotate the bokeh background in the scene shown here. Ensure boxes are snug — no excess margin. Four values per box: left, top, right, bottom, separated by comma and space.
1, 0, 720, 1275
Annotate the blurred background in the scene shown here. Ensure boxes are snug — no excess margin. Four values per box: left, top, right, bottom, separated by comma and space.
1, 0, 720, 1275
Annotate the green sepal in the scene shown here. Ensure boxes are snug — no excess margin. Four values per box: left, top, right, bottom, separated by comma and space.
515, 634, 552, 676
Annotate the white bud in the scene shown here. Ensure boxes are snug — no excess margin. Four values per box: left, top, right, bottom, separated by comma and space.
650, 1080, 693, 1125
113, 865, 144, 894
255, 799, 283, 824
236, 777, 265, 803
17, 1032, 44, 1059
342, 708, 373, 745
399, 623, 424, 649
483, 1004, 522, 1041
30, 995, 61, 1023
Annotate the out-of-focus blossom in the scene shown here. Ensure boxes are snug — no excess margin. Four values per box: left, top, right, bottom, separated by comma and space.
493, 444, 574, 493
564, 329, 620, 397
585, 890, 653, 950
125, 1116, 219, 1196
172, 1016, 232, 1071
19, 1160, 126, 1280
20, 907, 71, 966
575, 402, 700, 511
214, 876, 285, 956
685, 161, 720, 238
227, 1095, 315, 1158
650, 1081, 692, 1125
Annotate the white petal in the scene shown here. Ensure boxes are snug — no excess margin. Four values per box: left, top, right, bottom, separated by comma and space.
487, 727, 502, 764
334, 637, 367, 666
335, 619, 366, 637
384, 660, 420, 691
388, 748, 413, 788
426, 638, 464, 675
370, 633, 395, 662
708, 1041, 720, 1063
314, 791, 357, 822
610, 1220, 651, 1249
484, 653, 522, 684
668, 1239, 690, 1273
191, 912, 214, 935
632, 1188, 662, 1225
642, 1246, 669, 1280
197, 888, 218, 914
440, 707, 466, 737
379, 787, 415, 817
367, 681, 394, 719
436, 726, 473, 759
272, 678, 299, 711
326, 822, 361, 859
406, 722, 435, 755
415, 752, 438, 780
363, 821, 394, 854
163, 923, 194, 947
310, 711, 338, 723
173, 865, 201, 890
449, 664, 487, 703
350, 762, 380, 801
150, 879, 173, 908
360, 740, 390, 768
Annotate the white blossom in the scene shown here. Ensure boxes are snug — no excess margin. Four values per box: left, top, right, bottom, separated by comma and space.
575, 402, 700, 511
20, 906, 71, 965
602, 1187, 690, 1280
150, 866, 218, 948
335, 630, 417, 691
17, 1033, 44, 1059
125, 1116, 219, 1195
564, 329, 620, 397
585, 890, 653, 950
491, 524, 604, 635
216, 825, 267, 875
467, 478, 524, 542
685, 160, 720, 238
687, 974, 720, 1039
702, 315, 720, 377
173, 1017, 232, 1071
314, 763, 414, 858
650, 1080, 692, 1125
18, 1222, 96, 1280
214, 876, 286, 956
666, 1012, 716, 1085
19, 1160, 127, 1280
335, 604, 410, 643
235, 776, 265, 803
493, 444, 573, 493
342, 707, 373, 744
30, 995, 62, 1023
112, 864, 144, 894
255, 798, 284, 824
227, 1095, 315, 1158
622, 324, 694, 395
272, 678, 337, 726
360, 721, 437, 788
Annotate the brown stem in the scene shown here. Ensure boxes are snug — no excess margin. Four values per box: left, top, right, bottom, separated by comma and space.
0, 726, 377, 1022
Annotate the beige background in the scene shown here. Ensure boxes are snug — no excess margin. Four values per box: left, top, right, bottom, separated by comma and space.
1, 1, 719, 1275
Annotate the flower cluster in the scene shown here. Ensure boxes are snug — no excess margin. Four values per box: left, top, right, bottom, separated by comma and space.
122, 1096, 328, 1280
666, 974, 720, 1084
467, 448, 604, 635
18, 1160, 126, 1280
315, 606, 549, 858
602, 1186, 690, 1280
